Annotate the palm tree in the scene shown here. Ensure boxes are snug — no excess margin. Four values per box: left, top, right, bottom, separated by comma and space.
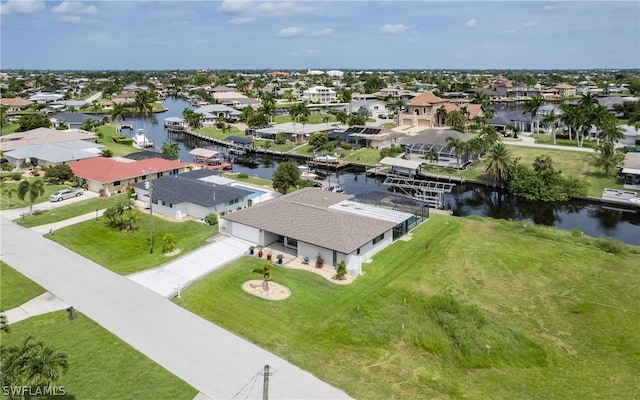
27, 343, 70, 389
483, 142, 512, 186
628, 110, 640, 132
560, 103, 579, 142
109, 103, 126, 122
161, 141, 180, 159
445, 110, 465, 131
182, 108, 202, 129
579, 92, 599, 108
3, 187, 17, 207
17, 179, 45, 215
445, 136, 468, 169
335, 110, 348, 125
251, 261, 273, 291
542, 110, 558, 144
133, 90, 155, 117
591, 142, 624, 176
436, 106, 447, 127
523, 95, 544, 138
424, 147, 439, 165
470, 91, 488, 105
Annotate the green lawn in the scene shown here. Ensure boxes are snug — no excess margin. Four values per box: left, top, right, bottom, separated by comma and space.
0, 179, 73, 210
177, 215, 640, 400
344, 148, 382, 165
273, 113, 336, 124
1, 123, 20, 135
291, 144, 315, 156
534, 133, 598, 149
1, 311, 196, 399
253, 139, 296, 152
380, 122, 398, 129
194, 125, 243, 141
0, 262, 45, 311
95, 124, 143, 158
16, 194, 128, 228
224, 173, 273, 187
48, 211, 217, 274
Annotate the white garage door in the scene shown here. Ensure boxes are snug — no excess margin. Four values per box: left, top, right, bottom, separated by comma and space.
230, 222, 260, 243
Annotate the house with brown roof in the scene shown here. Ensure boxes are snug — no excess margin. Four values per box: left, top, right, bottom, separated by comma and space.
552, 83, 577, 97
0, 98, 33, 111
400, 91, 483, 128
220, 188, 424, 276
68, 157, 193, 196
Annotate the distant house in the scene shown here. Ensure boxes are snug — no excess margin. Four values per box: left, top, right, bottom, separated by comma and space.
330, 126, 404, 150
0, 127, 97, 152
617, 152, 640, 189
68, 157, 192, 196
400, 129, 475, 168
220, 187, 426, 276
28, 92, 64, 103
3, 140, 104, 168
209, 91, 259, 108
49, 112, 106, 129
400, 91, 483, 128
552, 83, 577, 97
303, 86, 337, 103
0, 98, 33, 111
251, 122, 335, 143
341, 100, 387, 116
193, 104, 241, 125
132, 169, 253, 220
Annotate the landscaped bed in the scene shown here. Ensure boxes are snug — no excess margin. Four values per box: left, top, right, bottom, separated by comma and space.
175, 215, 640, 400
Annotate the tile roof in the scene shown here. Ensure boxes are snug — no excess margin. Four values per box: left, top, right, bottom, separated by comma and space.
0, 98, 33, 107
408, 91, 447, 106
222, 188, 399, 253
68, 157, 191, 183
0, 128, 97, 152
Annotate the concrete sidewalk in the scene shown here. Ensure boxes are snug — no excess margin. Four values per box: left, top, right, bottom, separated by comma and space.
128, 236, 253, 297
3, 292, 69, 324
31, 209, 106, 234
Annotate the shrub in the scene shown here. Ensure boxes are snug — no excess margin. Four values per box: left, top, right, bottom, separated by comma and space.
341, 143, 352, 150
595, 238, 627, 255
334, 260, 347, 280
204, 213, 218, 226
11, 172, 22, 181
1, 163, 13, 172
263, 140, 273, 149
315, 253, 324, 269
237, 173, 249, 179
44, 164, 73, 184
162, 233, 177, 254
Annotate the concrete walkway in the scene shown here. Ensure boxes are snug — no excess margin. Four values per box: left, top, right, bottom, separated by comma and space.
1, 217, 352, 399
128, 236, 253, 297
3, 292, 69, 324
504, 133, 596, 153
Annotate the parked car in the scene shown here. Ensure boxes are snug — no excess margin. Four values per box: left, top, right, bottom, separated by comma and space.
49, 188, 83, 202
378, 113, 388, 119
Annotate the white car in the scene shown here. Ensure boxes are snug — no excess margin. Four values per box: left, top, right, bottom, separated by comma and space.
49, 188, 82, 202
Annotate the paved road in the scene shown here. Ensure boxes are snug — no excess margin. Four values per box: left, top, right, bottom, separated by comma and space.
0, 217, 352, 400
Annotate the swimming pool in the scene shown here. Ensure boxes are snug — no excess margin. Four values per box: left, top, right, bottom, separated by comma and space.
233, 185, 267, 199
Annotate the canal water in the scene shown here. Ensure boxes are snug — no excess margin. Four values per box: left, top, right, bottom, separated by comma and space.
119, 97, 640, 246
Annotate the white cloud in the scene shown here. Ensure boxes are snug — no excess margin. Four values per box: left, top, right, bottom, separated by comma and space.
51, 1, 97, 15
543, 5, 553, 11
380, 24, 408, 34
278, 27, 304, 38
0, 0, 45, 15
312, 28, 333, 36
524, 20, 538, 27
465, 19, 476, 28
220, 0, 317, 17
229, 17, 255, 24
505, 29, 517, 33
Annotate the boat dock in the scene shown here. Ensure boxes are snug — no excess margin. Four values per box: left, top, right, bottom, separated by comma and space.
382, 177, 456, 209
601, 188, 640, 207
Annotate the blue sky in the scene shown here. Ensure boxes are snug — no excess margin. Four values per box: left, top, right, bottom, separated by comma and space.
1, 1, 638, 70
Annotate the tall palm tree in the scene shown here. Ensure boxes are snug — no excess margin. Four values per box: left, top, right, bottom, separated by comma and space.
182, 108, 202, 129
542, 110, 558, 144
445, 136, 468, 169
161, 141, 180, 159
109, 102, 126, 122
445, 110, 465, 131
579, 92, 599, 108
483, 142, 512, 186
17, 179, 45, 215
133, 90, 155, 117
591, 142, 624, 176
628, 110, 640, 132
599, 118, 625, 144
3, 187, 17, 207
27, 343, 70, 389
523, 95, 544, 138
436, 106, 447, 127
560, 103, 579, 141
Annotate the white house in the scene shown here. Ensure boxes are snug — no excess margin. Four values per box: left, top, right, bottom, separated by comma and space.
303, 86, 337, 103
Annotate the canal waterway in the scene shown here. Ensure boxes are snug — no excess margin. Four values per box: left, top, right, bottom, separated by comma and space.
119, 97, 639, 246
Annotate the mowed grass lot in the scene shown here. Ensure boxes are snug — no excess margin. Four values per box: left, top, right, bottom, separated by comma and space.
0, 262, 45, 311
16, 193, 128, 227
94, 124, 142, 158
2, 311, 196, 399
0, 179, 73, 210
48, 210, 217, 274
177, 215, 640, 400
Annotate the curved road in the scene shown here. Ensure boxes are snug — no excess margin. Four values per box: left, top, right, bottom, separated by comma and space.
0, 217, 351, 400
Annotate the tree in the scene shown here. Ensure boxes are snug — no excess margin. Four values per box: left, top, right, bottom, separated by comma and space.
3, 187, 17, 207
542, 110, 558, 143
161, 141, 180, 159
483, 143, 512, 186
103, 199, 137, 230
591, 142, 624, 176
17, 179, 44, 215
246, 111, 269, 127
533, 154, 556, 178
17, 114, 50, 132
251, 260, 272, 291
445, 136, 468, 169
271, 161, 300, 194
347, 114, 366, 126
363, 75, 385, 94
629, 110, 640, 132
598, 115, 625, 144
162, 233, 177, 254
334, 110, 348, 125
44, 164, 73, 184
436, 106, 447, 127
560, 103, 579, 141
338, 88, 352, 103
445, 110, 465, 131
424, 147, 439, 165
0, 335, 69, 396
182, 108, 202, 129
109, 102, 126, 122
334, 260, 347, 280
239, 105, 255, 123
132, 90, 155, 117
523, 95, 544, 137
308, 132, 329, 150
0, 313, 9, 333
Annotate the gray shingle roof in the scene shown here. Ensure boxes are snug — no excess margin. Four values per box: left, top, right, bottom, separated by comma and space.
222, 188, 398, 253
133, 173, 251, 208
50, 113, 105, 124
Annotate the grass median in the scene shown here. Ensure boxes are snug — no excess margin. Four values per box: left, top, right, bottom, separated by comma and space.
0, 262, 46, 311
2, 310, 196, 399
176, 214, 640, 400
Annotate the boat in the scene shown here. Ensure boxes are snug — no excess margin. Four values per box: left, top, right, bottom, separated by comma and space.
325, 185, 344, 193
132, 128, 154, 149
298, 165, 318, 180
601, 188, 640, 207
313, 154, 340, 164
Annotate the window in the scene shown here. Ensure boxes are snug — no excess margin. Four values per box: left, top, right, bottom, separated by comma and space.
113, 180, 121, 186
228, 198, 239, 206
157, 172, 163, 178
373, 233, 384, 245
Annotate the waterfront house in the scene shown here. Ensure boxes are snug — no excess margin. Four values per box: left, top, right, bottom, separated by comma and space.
193, 104, 241, 125
3, 140, 104, 168
220, 187, 426, 276
0, 127, 97, 152
68, 157, 192, 196
617, 152, 640, 189
132, 169, 252, 220
49, 112, 106, 129
251, 122, 335, 143
400, 129, 474, 168
399, 91, 483, 129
